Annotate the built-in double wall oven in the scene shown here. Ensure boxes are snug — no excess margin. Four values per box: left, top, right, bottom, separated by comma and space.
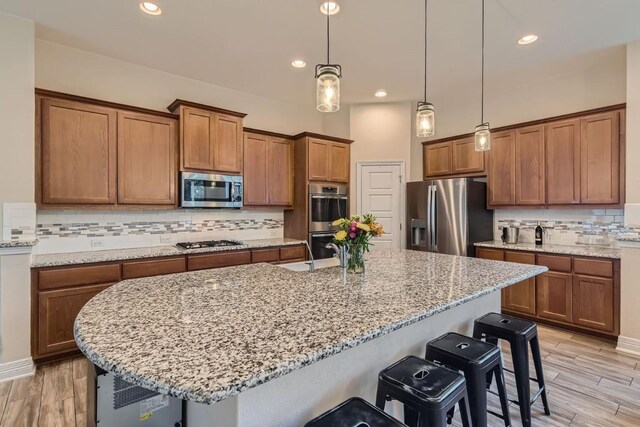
308, 183, 348, 259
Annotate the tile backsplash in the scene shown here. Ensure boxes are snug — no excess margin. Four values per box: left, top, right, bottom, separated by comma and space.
3, 202, 37, 241
494, 208, 640, 245
34, 209, 285, 254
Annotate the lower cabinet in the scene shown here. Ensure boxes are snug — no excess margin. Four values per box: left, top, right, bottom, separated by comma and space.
476, 248, 619, 337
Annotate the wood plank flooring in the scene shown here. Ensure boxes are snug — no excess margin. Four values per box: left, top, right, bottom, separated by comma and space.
0, 325, 638, 426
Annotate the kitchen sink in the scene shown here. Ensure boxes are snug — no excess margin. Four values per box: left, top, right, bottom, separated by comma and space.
277, 257, 340, 272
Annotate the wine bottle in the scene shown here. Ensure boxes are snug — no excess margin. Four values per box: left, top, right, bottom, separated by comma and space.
535, 222, 543, 246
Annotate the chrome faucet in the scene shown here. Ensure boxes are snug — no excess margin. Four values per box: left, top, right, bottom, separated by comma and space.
325, 243, 349, 268
304, 240, 315, 272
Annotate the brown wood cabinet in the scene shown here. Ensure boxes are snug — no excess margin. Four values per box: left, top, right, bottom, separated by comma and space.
546, 119, 581, 205
168, 100, 246, 174
476, 248, 619, 338
40, 97, 117, 205
32, 243, 306, 363
487, 131, 516, 207
329, 143, 350, 182
515, 125, 545, 206
243, 131, 294, 207
117, 111, 178, 205
308, 137, 350, 183
580, 111, 620, 205
423, 137, 484, 179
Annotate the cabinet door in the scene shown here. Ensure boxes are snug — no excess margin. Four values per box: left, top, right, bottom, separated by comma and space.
536, 271, 573, 323
546, 119, 581, 205
572, 274, 614, 332
424, 142, 452, 178
213, 114, 243, 173
41, 98, 117, 205
515, 125, 545, 205
329, 143, 350, 182
267, 137, 294, 206
487, 131, 516, 207
117, 112, 178, 205
38, 283, 112, 356
308, 138, 331, 181
243, 133, 268, 206
503, 251, 536, 314
452, 137, 485, 175
580, 112, 620, 204
182, 107, 215, 171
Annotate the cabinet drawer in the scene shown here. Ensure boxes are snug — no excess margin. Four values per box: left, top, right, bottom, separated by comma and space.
251, 248, 280, 264
505, 251, 536, 265
280, 245, 307, 261
187, 250, 251, 271
476, 248, 504, 261
38, 264, 121, 291
536, 254, 572, 272
122, 257, 186, 279
574, 258, 613, 278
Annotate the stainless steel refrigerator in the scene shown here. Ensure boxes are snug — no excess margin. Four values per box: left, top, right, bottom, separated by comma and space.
406, 178, 493, 257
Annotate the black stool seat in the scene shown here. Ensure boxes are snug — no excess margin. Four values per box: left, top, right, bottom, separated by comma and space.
305, 397, 406, 427
474, 312, 551, 427
376, 356, 472, 427
426, 333, 511, 427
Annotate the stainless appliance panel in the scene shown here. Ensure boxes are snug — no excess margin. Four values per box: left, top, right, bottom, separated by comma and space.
180, 172, 243, 208
406, 181, 430, 251
308, 184, 349, 232
433, 178, 468, 256
309, 232, 336, 260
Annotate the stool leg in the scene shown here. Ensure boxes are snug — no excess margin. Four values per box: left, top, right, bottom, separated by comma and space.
458, 392, 473, 427
467, 368, 488, 427
513, 340, 532, 427
494, 363, 512, 427
404, 405, 420, 427
423, 408, 447, 427
375, 384, 386, 410
530, 335, 551, 416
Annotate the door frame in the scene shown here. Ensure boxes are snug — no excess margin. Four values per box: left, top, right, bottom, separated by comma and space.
356, 160, 407, 250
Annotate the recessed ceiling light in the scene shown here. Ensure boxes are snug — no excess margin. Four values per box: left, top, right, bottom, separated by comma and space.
291, 60, 307, 68
320, 1, 340, 15
374, 89, 388, 98
517, 34, 538, 45
140, 1, 162, 15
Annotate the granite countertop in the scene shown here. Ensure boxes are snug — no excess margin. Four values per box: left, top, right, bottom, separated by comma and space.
616, 236, 640, 243
31, 238, 305, 268
0, 239, 37, 248
475, 241, 621, 259
74, 249, 547, 404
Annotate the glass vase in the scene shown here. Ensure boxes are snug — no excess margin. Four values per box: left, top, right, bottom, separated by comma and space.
347, 244, 365, 275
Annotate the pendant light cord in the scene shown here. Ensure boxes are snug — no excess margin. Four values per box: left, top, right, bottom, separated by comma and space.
327, 6, 330, 64
424, 0, 427, 102
481, 0, 485, 123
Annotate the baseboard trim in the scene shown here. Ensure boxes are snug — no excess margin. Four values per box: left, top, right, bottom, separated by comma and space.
616, 335, 640, 356
0, 357, 35, 382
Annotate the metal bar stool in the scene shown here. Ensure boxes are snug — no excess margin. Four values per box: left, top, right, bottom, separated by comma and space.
425, 332, 511, 427
473, 312, 551, 427
305, 397, 407, 427
375, 356, 472, 427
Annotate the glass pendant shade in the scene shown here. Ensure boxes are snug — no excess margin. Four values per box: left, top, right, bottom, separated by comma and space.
416, 102, 435, 137
474, 123, 491, 151
316, 65, 340, 112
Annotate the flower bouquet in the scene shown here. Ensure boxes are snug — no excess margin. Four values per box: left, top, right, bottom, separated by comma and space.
332, 214, 384, 274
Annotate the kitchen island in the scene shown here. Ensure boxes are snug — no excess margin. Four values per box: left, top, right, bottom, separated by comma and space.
74, 249, 546, 426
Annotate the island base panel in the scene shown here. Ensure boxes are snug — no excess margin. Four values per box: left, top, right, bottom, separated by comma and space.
186, 292, 499, 427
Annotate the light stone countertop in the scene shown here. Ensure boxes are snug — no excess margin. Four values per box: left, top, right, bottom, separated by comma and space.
0, 239, 37, 248
74, 248, 547, 404
475, 241, 621, 259
31, 238, 305, 268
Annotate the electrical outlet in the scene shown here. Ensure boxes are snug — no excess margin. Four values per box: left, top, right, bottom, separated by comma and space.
90, 239, 105, 248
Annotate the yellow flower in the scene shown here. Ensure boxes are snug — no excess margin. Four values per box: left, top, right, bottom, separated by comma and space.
356, 223, 370, 232
331, 218, 344, 226
334, 230, 347, 241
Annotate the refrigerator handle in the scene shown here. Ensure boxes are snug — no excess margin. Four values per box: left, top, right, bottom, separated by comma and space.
431, 185, 438, 251
426, 185, 432, 251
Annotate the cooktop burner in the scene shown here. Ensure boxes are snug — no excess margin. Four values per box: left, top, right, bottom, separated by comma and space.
175, 240, 244, 250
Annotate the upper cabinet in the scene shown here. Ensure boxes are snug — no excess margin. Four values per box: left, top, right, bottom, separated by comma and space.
423, 137, 485, 179
306, 136, 350, 183
514, 125, 545, 206
487, 131, 516, 207
243, 130, 293, 207
168, 100, 246, 174
36, 90, 179, 209
546, 119, 581, 205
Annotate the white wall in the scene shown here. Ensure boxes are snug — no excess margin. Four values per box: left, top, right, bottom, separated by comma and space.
36, 40, 324, 136
348, 102, 413, 213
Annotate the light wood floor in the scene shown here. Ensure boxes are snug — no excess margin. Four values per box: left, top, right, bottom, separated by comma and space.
0, 325, 639, 426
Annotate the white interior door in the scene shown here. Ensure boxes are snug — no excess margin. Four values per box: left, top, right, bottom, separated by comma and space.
358, 162, 403, 250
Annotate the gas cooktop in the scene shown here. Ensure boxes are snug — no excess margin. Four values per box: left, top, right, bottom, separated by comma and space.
175, 240, 244, 250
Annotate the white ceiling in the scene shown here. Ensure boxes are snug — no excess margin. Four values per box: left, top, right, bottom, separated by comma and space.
1, 0, 639, 106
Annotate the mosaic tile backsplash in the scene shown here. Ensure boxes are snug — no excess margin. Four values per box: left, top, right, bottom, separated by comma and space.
494, 209, 640, 245
33, 210, 285, 254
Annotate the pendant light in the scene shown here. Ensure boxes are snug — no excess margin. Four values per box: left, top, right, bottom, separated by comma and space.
315, 5, 341, 112
416, 0, 435, 137
475, 0, 490, 151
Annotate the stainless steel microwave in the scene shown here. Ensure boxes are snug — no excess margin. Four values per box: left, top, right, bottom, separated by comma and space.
180, 172, 243, 208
